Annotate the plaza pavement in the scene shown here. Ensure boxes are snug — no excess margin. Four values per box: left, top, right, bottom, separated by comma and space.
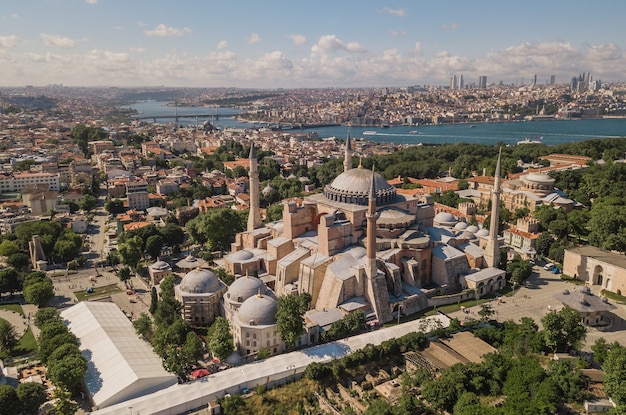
447, 265, 626, 352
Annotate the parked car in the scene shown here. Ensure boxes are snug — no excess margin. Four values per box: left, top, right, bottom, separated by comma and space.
544, 263, 554, 270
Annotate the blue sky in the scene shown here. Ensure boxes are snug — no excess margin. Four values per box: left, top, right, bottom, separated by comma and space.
1, 0, 625, 88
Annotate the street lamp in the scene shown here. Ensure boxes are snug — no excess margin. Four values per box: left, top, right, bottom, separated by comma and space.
129, 406, 133, 415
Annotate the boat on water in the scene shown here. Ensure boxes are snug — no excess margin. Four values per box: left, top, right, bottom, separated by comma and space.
363, 131, 377, 136
517, 137, 543, 145
409, 131, 419, 135
470, 125, 476, 128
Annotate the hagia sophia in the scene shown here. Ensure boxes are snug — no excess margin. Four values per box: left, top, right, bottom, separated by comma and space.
175, 137, 506, 359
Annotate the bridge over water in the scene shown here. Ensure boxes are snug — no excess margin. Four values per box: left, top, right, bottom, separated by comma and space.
132, 113, 221, 122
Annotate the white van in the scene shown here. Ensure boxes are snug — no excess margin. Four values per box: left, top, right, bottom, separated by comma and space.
544, 263, 554, 270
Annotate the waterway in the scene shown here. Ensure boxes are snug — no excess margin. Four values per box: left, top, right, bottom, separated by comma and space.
129, 100, 626, 147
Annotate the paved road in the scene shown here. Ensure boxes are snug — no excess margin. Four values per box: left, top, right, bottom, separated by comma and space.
448, 266, 626, 351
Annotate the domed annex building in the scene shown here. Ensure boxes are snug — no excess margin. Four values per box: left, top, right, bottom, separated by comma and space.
231, 293, 282, 357
500, 171, 576, 213
174, 268, 227, 327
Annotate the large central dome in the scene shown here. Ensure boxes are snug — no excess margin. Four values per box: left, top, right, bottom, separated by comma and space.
323, 166, 396, 206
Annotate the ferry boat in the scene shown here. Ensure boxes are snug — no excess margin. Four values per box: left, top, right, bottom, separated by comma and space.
517, 137, 543, 145
363, 131, 377, 136
409, 130, 419, 135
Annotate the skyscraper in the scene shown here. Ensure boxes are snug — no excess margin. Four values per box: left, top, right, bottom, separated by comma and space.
478, 75, 487, 89
549, 75, 556, 85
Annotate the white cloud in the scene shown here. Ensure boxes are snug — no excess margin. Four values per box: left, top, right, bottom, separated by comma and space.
85, 0, 97, 4
288, 35, 307, 46
390, 30, 406, 37
380, 7, 406, 17
246, 33, 261, 45
2, 38, 626, 88
442, 23, 459, 30
0, 35, 18, 49
40, 33, 76, 48
217, 40, 228, 49
144, 24, 192, 37
311, 34, 366, 58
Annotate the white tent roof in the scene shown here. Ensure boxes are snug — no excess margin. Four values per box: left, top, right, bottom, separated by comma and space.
90, 314, 451, 415
61, 302, 177, 409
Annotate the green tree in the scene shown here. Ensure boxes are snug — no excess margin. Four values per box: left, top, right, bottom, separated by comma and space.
186, 208, 246, 252
221, 394, 245, 415
53, 237, 82, 263
603, 344, 626, 410
118, 235, 143, 269
149, 286, 158, 314
591, 337, 612, 365
208, 317, 234, 360
79, 193, 98, 212
541, 307, 587, 353
104, 199, 125, 214
0, 384, 20, 415
0, 319, 17, 353
6, 252, 29, 270
159, 223, 185, 249
34, 307, 61, 328
276, 292, 311, 348
47, 354, 88, 391
536, 232, 553, 257
0, 268, 21, 297
478, 303, 495, 322
16, 382, 48, 415
61, 199, 80, 214
23, 279, 54, 307
52, 384, 77, 415
133, 312, 154, 341
145, 234, 165, 260
264, 203, 284, 222
0, 240, 21, 257
119, 266, 132, 285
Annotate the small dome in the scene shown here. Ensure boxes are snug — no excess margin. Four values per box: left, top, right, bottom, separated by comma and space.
458, 231, 476, 240
434, 211, 456, 226
476, 229, 489, 237
466, 225, 480, 233
525, 172, 554, 183
151, 260, 170, 270
229, 249, 254, 262
227, 276, 266, 303
180, 268, 220, 294
237, 294, 277, 326
454, 222, 468, 230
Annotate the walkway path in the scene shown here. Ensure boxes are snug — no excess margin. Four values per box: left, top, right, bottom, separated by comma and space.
0, 309, 27, 338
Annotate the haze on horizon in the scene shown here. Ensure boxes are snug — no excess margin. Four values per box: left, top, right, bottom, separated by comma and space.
1, 0, 625, 88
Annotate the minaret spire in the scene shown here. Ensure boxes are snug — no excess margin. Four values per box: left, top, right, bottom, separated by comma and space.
343, 128, 352, 173
364, 165, 392, 323
247, 141, 263, 231
484, 148, 502, 268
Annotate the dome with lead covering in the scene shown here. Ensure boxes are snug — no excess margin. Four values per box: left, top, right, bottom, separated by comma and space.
180, 268, 221, 294
237, 294, 277, 326
323, 166, 396, 205
434, 211, 457, 226
229, 250, 254, 262
227, 276, 267, 303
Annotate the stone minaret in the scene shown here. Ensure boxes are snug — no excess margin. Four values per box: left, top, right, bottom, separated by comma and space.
247, 142, 263, 231
484, 148, 502, 268
365, 167, 392, 323
343, 129, 352, 172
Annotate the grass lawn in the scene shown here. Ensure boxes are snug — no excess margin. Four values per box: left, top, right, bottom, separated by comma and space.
0, 322, 38, 360
74, 283, 122, 301
0, 303, 24, 316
